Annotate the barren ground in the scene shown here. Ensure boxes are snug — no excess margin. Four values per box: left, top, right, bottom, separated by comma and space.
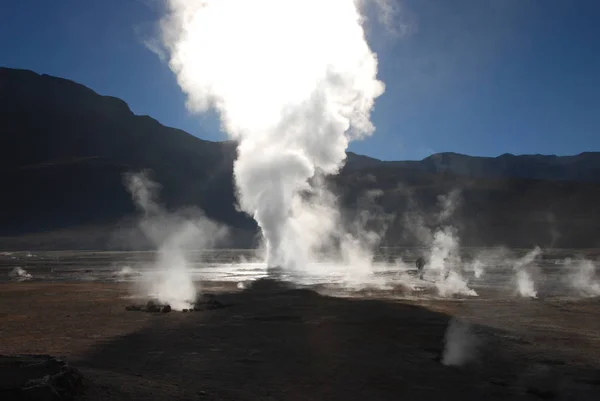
1, 281, 600, 400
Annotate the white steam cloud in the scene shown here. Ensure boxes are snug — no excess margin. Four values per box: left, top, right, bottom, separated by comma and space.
428, 226, 474, 297
158, 0, 385, 277
124, 171, 227, 309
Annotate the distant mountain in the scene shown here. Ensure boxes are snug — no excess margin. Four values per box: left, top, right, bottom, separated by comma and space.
364, 152, 600, 183
0, 67, 251, 248
1, 67, 600, 250
343, 151, 600, 183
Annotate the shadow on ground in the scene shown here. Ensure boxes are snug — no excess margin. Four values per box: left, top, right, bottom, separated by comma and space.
75, 280, 600, 401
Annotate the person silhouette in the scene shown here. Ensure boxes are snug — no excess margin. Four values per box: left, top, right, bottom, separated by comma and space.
415, 256, 426, 280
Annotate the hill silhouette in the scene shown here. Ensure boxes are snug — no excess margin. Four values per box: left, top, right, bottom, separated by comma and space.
1, 67, 599, 249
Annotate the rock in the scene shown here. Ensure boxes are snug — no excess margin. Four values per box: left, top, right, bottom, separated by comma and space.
146, 301, 161, 313
0, 354, 83, 401
127, 301, 177, 313
182, 309, 188, 313
191, 293, 228, 311
246, 278, 292, 293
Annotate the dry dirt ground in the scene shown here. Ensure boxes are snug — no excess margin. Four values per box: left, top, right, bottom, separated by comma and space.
1, 281, 600, 400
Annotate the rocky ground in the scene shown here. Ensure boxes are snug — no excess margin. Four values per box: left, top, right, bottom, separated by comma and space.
1, 281, 599, 400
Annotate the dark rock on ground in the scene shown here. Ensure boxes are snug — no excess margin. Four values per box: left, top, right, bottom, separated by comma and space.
279, 288, 321, 298
244, 278, 294, 293
192, 293, 228, 310
145, 301, 161, 313
205, 300, 226, 310
0, 354, 83, 401
126, 301, 172, 313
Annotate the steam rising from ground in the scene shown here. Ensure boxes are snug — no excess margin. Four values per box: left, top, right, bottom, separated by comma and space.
442, 318, 480, 366
148, 2, 598, 300
513, 247, 540, 298
428, 227, 477, 297
564, 258, 600, 297
124, 172, 227, 309
158, 0, 385, 280
113, 266, 142, 280
8, 266, 32, 280
407, 190, 478, 297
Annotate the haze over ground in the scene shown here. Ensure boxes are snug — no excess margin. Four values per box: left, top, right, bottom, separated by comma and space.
2, 0, 600, 160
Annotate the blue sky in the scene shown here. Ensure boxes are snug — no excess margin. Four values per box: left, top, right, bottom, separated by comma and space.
2, 0, 599, 161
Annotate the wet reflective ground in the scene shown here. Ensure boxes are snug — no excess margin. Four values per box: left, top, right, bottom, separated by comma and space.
2, 248, 598, 300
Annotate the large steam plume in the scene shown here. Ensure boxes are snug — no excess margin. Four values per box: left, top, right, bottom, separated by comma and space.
157, 0, 385, 275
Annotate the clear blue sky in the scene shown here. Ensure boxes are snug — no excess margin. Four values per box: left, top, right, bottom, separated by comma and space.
2, 0, 599, 161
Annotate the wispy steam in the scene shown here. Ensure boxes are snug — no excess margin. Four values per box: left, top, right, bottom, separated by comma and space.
442, 318, 480, 366
8, 266, 32, 281
468, 259, 485, 279
143, 38, 167, 62
404, 189, 477, 297
157, 0, 385, 279
437, 189, 461, 223
113, 266, 142, 280
564, 257, 600, 297
133, 20, 168, 62
124, 171, 227, 309
357, 0, 417, 38
513, 247, 540, 298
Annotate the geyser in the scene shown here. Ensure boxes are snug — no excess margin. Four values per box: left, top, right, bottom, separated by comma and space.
158, 0, 385, 274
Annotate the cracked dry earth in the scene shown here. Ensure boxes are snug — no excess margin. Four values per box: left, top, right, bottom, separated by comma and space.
1, 281, 600, 400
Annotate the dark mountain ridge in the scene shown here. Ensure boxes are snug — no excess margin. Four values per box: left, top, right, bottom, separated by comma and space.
346, 151, 600, 183
1, 67, 600, 249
